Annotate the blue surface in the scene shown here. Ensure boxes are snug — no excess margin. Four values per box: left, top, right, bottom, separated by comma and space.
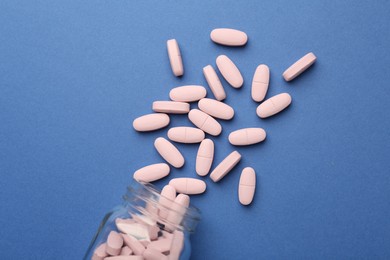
1, 1, 390, 259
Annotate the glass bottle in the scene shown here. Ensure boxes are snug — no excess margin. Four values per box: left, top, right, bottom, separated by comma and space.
84, 182, 201, 260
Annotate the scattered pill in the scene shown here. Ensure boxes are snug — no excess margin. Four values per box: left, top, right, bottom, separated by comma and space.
167, 127, 205, 143
228, 128, 266, 146
152, 101, 190, 114
106, 231, 124, 256
251, 64, 270, 102
256, 93, 292, 118
158, 185, 176, 220
122, 234, 146, 256
196, 139, 214, 176
210, 28, 248, 46
154, 137, 185, 168
133, 113, 170, 132
216, 55, 243, 88
167, 39, 183, 77
210, 151, 241, 182
169, 178, 207, 195
133, 163, 170, 183
203, 65, 226, 101
283, 52, 316, 81
120, 246, 133, 256
198, 98, 234, 120
166, 194, 190, 231
168, 230, 184, 260
143, 247, 169, 260
188, 109, 222, 136
238, 167, 256, 205
169, 85, 206, 102
92, 243, 108, 260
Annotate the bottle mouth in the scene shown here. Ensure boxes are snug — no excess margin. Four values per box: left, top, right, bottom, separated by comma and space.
123, 181, 201, 233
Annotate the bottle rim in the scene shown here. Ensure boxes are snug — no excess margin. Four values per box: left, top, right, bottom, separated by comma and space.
123, 181, 201, 233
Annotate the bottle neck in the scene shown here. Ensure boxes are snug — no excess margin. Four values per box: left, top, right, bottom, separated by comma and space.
122, 182, 201, 233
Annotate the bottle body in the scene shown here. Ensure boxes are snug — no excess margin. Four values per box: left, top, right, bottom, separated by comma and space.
84, 182, 200, 260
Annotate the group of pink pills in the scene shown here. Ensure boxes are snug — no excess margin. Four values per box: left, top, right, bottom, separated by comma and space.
93, 28, 316, 260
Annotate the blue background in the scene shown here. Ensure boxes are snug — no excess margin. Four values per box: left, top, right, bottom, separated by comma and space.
1, 1, 389, 259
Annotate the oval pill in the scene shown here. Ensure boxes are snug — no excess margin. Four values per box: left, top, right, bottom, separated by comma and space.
158, 185, 176, 219
143, 247, 168, 260
133, 113, 170, 132
168, 231, 184, 260
154, 137, 185, 168
203, 65, 226, 101
169, 178, 207, 195
167, 127, 205, 143
198, 98, 234, 120
216, 55, 243, 88
252, 64, 270, 102
92, 243, 107, 260
152, 101, 190, 114
238, 167, 256, 205
166, 194, 190, 231
256, 93, 292, 118
169, 85, 207, 102
210, 28, 248, 46
106, 231, 124, 256
196, 139, 214, 176
122, 234, 145, 256
283, 52, 316, 81
167, 39, 183, 77
228, 128, 266, 146
188, 109, 222, 136
104, 256, 144, 260
133, 163, 170, 183
210, 151, 241, 182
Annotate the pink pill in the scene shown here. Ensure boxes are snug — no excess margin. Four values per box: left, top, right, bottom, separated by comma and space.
228, 128, 266, 146
167, 39, 183, 77
198, 98, 234, 120
167, 127, 205, 143
210, 28, 248, 46
203, 65, 226, 101
147, 237, 172, 254
133, 163, 170, 183
148, 225, 160, 241
169, 85, 207, 102
169, 178, 207, 195
92, 243, 108, 260
256, 93, 292, 118
238, 167, 256, 205
143, 247, 168, 260
196, 139, 214, 176
152, 101, 190, 114
158, 185, 176, 220
188, 109, 222, 136
106, 231, 124, 256
251, 64, 270, 102
122, 234, 145, 256
104, 256, 143, 260
168, 230, 184, 260
133, 113, 170, 132
210, 151, 241, 182
154, 137, 185, 168
283, 52, 316, 81
120, 246, 133, 256
216, 55, 243, 88
166, 194, 190, 231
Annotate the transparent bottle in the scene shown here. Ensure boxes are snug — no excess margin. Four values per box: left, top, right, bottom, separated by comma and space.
84, 182, 201, 260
